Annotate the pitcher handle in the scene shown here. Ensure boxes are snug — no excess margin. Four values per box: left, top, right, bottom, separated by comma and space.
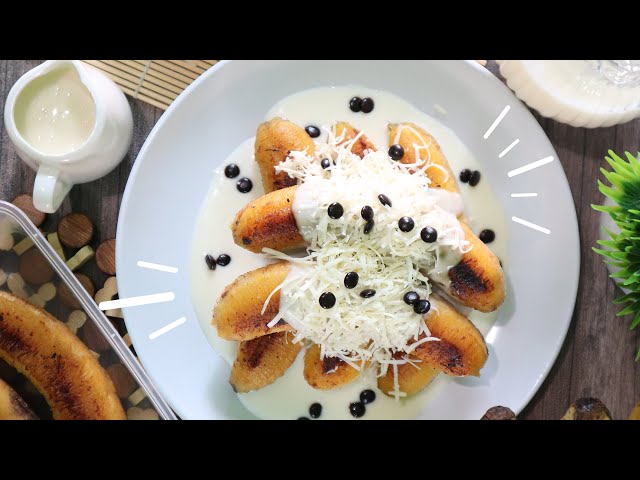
32, 165, 72, 214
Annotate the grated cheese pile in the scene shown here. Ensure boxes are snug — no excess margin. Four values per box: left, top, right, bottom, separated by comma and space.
265, 125, 469, 396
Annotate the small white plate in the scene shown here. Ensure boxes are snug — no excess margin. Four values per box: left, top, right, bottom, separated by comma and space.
117, 61, 580, 419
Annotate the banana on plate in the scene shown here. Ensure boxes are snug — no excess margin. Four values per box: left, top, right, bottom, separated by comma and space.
215, 271, 488, 392
388, 122, 458, 192
230, 332, 301, 393
214, 262, 293, 341
303, 344, 361, 390
335, 122, 376, 158
412, 295, 488, 376
255, 118, 315, 193
377, 357, 439, 397
231, 185, 505, 312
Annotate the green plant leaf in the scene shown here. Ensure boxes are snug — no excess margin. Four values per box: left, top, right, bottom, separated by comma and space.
592, 150, 640, 360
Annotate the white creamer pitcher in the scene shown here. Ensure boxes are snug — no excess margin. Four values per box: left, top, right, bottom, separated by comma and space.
4, 60, 133, 213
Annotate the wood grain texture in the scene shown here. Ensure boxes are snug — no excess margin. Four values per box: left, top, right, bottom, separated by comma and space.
1, 60, 639, 419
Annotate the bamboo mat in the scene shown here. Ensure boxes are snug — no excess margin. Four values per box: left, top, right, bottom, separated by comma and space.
83, 61, 486, 111
82, 60, 218, 110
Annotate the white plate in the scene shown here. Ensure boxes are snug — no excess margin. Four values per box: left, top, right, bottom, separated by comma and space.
117, 60, 580, 419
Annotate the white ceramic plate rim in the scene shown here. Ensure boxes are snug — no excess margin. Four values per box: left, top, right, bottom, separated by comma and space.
118, 60, 580, 420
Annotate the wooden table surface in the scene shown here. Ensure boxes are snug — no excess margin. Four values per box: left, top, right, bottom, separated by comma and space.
1, 60, 638, 420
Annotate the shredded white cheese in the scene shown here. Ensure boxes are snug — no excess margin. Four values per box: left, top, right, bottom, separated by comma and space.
266, 124, 468, 396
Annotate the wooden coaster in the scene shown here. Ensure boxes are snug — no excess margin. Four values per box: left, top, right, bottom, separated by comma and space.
12, 194, 46, 227
96, 239, 116, 275
58, 273, 96, 309
58, 213, 94, 249
106, 363, 137, 399
18, 248, 55, 285
80, 320, 113, 353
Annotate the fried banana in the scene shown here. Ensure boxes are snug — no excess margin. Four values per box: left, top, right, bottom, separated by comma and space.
412, 295, 488, 376
303, 344, 360, 390
0, 378, 38, 420
214, 262, 292, 341
255, 118, 315, 192
232, 185, 504, 311
335, 122, 376, 158
388, 122, 459, 192
231, 186, 305, 253
387, 122, 460, 193
230, 332, 301, 393
0, 291, 125, 420
377, 358, 439, 397
446, 222, 505, 312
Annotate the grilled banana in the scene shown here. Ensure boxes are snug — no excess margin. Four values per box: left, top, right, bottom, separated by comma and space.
412, 295, 488, 376
214, 262, 292, 341
230, 332, 301, 393
388, 122, 459, 192
231, 186, 305, 253
447, 222, 505, 312
0, 378, 38, 420
377, 358, 439, 397
303, 344, 360, 390
232, 186, 505, 311
0, 291, 125, 420
255, 118, 315, 192
335, 122, 376, 158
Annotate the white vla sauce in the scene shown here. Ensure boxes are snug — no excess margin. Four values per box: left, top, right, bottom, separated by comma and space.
190, 86, 508, 419
13, 65, 96, 156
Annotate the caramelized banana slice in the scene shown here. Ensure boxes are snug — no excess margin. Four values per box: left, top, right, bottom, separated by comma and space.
255, 118, 315, 192
303, 344, 360, 390
214, 262, 292, 341
446, 222, 505, 313
335, 122, 377, 158
0, 291, 125, 420
0, 378, 38, 420
388, 122, 459, 192
230, 332, 301, 393
377, 358, 439, 397
231, 186, 305, 254
232, 186, 504, 311
412, 295, 488, 376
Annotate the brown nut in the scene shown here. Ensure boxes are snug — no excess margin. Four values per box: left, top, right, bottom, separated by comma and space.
80, 319, 115, 353
58, 273, 96, 310
96, 239, 116, 275
12, 193, 46, 227
107, 364, 137, 399
481, 406, 516, 420
19, 248, 55, 285
58, 213, 94, 249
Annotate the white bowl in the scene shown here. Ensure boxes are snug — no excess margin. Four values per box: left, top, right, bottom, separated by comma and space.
498, 60, 640, 128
